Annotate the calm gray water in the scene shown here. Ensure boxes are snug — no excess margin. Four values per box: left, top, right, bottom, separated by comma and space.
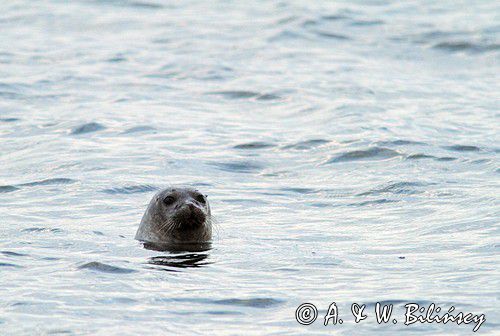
1, 0, 499, 335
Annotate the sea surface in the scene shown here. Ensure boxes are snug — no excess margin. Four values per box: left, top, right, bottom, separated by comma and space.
0, 0, 499, 335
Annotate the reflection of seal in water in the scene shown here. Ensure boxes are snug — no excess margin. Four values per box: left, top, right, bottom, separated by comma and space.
135, 187, 212, 245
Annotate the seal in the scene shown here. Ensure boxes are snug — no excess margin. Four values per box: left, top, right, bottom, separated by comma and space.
135, 187, 212, 246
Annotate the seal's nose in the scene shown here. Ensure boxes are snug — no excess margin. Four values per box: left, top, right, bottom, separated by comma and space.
175, 201, 205, 230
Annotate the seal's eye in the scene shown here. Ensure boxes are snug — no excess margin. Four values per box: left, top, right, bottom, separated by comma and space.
195, 194, 206, 204
163, 196, 175, 206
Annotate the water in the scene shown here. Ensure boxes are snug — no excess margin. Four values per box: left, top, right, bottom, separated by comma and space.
0, 0, 498, 334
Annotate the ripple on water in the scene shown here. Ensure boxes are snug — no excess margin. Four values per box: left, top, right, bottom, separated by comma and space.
102, 185, 158, 194
0, 117, 20, 122
315, 14, 385, 27
22, 227, 63, 233
321, 14, 348, 21
358, 181, 428, 196
202, 311, 244, 316
350, 199, 399, 206
107, 56, 127, 63
208, 90, 282, 101
349, 19, 384, 27
406, 153, 436, 160
211, 161, 263, 173
0, 262, 23, 268
47, 329, 73, 335
433, 41, 500, 53
1, 251, 29, 257
94, 0, 163, 9
444, 145, 481, 152
279, 187, 318, 194
0, 185, 19, 193
19, 178, 77, 187
315, 31, 350, 40
96, 297, 138, 305
377, 139, 427, 146
70, 122, 106, 135
406, 153, 458, 162
213, 298, 284, 308
282, 139, 330, 150
437, 156, 457, 161
326, 147, 401, 163
233, 141, 276, 149
148, 253, 211, 269
78, 262, 136, 274
122, 126, 157, 134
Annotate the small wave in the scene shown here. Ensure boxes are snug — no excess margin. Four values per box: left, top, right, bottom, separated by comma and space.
470, 159, 490, 164
211, 161, 262, 173
202, 310, 244, 316
358, 181, 428, 196
406, 154, 458, 162
0, 262, 23, 268
406, 154, 436, 160
436, 157, 457, 161
107, 57, 126, 63
70, 122, 106, 135
128, 1, 163, 9
78, 261, 136, 274
122, 126, 157, 134
350, 199, 399, 206
233, 141, 275, 149
213, 298, 284, 308
93, 0, 162, 9
326, 147, 401, 163
19, 178, 76, 187
304, 14, 383, 28
321, 14, 347, 21
283, 139, 330, 150
349, 19, 384, 27
102, 185, 158, 194
308, 202, 331, 208
315, 31, 350, 40
0, 117, 19, 122
21, 227, 62, 233
268, 30, 305, 42
0, 185, 19, 193
96, 297, 138, 305
148, 253, 211, 269
377, 139, 426, 146
147, 71, 180, 80
444, 145, 481, 152
1, 251, 28, 257
433, 41, 500, 53
208, 90, 282, 101
0, 92, 23, 100
280, 187, 317, 194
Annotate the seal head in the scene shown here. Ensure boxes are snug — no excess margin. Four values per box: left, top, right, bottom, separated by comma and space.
135, 187, 212, 245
